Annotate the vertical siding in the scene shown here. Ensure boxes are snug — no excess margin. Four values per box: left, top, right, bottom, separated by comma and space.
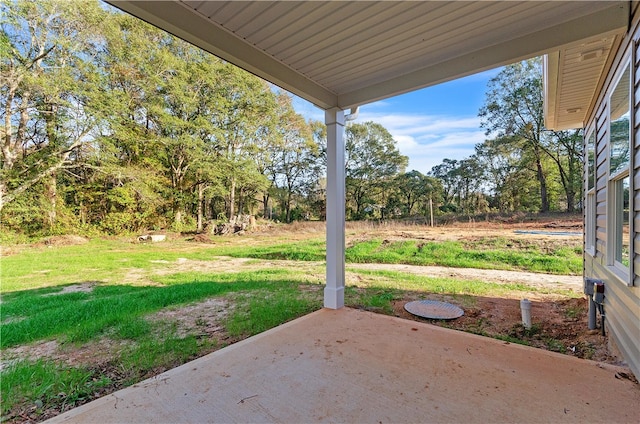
585, 6, 640, 380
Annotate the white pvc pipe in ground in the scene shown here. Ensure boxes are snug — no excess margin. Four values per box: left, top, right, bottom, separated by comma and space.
520, 299, 532, 329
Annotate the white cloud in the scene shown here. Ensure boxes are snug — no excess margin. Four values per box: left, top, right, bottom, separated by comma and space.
290, 94, 324, 122
363, 100, 392, 109
288, 93, 489, 174
393, 134, 421, 152
353, 110, 486, 173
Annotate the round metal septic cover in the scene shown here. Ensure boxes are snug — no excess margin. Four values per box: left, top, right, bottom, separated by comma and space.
404, 300, 464, 320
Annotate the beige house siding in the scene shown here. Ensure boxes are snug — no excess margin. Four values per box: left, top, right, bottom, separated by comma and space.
585, 2, 640, 379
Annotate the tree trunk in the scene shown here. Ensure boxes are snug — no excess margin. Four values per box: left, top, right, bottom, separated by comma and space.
0, 181, 6, 215
45, 174, 57, 229
535, 156, 549, 213
406, 195, 413, 216
262, 194, 270, 218
196, 183, 204, 233
238, 188, 245, 217
80, 199, 86, 225
173, 183, 182, 226
429, 196, 434, 227
228, 178, 236, 219
43, 102, 58, 230
566, 191, 575, 213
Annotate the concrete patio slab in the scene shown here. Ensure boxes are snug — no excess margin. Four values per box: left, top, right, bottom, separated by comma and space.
47, 308, 639, 423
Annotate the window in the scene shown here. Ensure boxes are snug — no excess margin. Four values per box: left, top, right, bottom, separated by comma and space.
613, 176, 630, 267
586, 192, 596, 254
585, 130, 596, 255
587, 131, 596, 191
608, 64, 631, 274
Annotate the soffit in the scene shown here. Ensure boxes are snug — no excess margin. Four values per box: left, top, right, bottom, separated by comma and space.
109, 1, 629, 110
544, 33, 623, 130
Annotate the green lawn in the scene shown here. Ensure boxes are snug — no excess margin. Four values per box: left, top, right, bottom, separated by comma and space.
211, 237, 582, 275
0, 233, 582, 418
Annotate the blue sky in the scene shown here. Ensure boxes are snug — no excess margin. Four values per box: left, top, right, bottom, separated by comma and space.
292, 67, 503, 174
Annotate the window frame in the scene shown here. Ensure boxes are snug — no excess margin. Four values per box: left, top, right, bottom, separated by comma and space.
606, 59, 633, 284
585, 128, 596, 256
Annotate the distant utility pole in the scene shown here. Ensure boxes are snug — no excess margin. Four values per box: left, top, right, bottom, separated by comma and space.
429, 197, 434, 227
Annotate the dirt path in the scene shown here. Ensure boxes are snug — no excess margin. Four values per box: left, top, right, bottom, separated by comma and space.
348, 262, 582, 292
132, 256, 583, 294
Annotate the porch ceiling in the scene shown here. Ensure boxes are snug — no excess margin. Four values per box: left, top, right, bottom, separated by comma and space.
108, 1, 629, 110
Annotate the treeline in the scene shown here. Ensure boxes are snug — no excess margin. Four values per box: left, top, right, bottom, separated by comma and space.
429, 60, 583, 216
1, 0, 415, 235
2, 1, 581, 238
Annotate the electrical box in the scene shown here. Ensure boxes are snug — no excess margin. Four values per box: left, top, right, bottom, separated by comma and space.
593, 280, 605, 303
584, 277, 601, 296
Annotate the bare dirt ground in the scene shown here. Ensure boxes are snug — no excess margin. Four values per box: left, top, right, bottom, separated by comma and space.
4, 215, 638, 423
182, 215, 630, 372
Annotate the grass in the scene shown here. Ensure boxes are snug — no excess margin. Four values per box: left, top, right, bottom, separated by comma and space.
1, 234, 581, 294
344, 239, 581, 274
213, 238, 582, 275
0, 268, 323, 417
118, 334, 203, 381
214, 239, 326, 262
225, 290, 320, 337
345, 269, 579, 298
0, 270, 316, 348
345, 287, 398, 314
1, 360, 111, 415
0, 231, 583, 418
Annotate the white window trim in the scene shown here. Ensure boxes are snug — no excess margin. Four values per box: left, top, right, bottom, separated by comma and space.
606, 57, 633, 286
586, 192, 596, 257
607, 172, 629, 272
585, 126, 596, 257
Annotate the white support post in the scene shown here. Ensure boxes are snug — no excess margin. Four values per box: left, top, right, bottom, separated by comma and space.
324, 108, 345, 309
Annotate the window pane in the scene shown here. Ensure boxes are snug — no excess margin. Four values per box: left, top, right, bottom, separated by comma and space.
610, 66, 630, 175
615, 176, 630, 267
587, 132, 595, 190
586, 192, 596, 251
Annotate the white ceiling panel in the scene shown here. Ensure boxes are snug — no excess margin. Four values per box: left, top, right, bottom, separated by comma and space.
544, 33, 621, 130
109, 1, 629, 114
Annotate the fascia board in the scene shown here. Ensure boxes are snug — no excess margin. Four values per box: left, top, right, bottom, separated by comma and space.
543, 51, 561, 130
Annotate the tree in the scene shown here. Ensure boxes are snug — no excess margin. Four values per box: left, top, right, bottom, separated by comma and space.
147, 38, 226, 227
270, 94, 318, 222
1, 0, 107, 228
479, 59, 551, 212
474, 136, 531, 212
345, 122, 408, 219
392, 170, 441, 217
211, 64, 278, 220
479, 58, 583, 213
429, 157, 487, 215
540, 129, 583, 212
94, 11, 216, 230
302, 119, 327, 219
429, 159, 460, 210
454, 157, 487, 215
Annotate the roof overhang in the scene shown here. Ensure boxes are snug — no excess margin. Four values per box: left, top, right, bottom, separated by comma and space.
108, 1, 630, 112
544, 31, 625, 131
